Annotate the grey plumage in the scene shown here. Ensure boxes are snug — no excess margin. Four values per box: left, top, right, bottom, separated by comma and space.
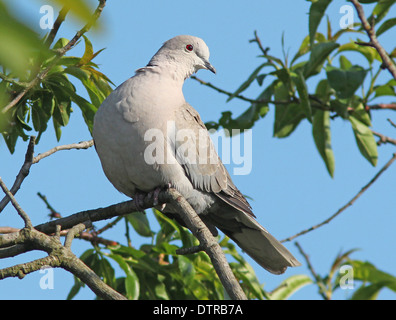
93, 35, 300, 274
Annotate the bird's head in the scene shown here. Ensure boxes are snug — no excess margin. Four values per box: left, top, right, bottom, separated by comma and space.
148, 35, 216, 79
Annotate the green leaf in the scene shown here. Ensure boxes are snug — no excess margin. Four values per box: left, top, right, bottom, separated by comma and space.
368, 0, 395, 26
52, 37, 70, 50
373, 79, 396, 98
337, 41, 380, 64
65, 66, 106, 107
229, 259, 266, 299
292, 71, 312, 122
313, 110, 335, 177
0, 2, 49, 76
16, 104, 32, 131
69, 93, 97, 133
291, 33, 327, 66
330, 99, 349, 119
2, 130, 18, 154
47, 0, 97, 27
376, 17, 396, 36
315, 79, 333, 103
269, 275, 313, 300
346, 260, 396, 299
31, 99, 49, 134
274, 103, 305, 138
351, 282, 390, 300
222, 83, 274, 132
79, 35, 94, 66
66, 277, 84, 300
331, 24, 364, 41
326, 65, 368, 99
309, 0, 332, 46
273, 83, 305, 138
348, 260, 396, 290
339, 55, 352, 70
304, 41, 339, 78
53, 117, 62, 141
127, 211, 154, 237
351, 99, 371, 127
178, 255, 196, 285
108, 253, 140, 300
227, 62, 271, 102
51, 86, 72, 126
349, 116, 378, 166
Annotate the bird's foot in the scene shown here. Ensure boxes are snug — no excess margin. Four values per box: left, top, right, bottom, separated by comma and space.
133, 191, 147, 212
148, 183, 172, 210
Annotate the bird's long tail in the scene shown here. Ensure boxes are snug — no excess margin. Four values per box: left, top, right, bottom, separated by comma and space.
204, 209, 301, 274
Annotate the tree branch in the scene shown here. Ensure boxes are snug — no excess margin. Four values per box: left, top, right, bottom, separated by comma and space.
191, 75, 290, 105
350, 0, 396, 80
282, 152, 396, 242
162, 189, 247, 300
0, 136, 35, 213
0, 223, 126, 300
33, 139, 94, 164
0, 178, 32, 228
44, 6, 70, 48
295, 242, 329, 300
372, 130, 396, 146
1, 0, 107, 114
192, 76, 396, 117
1, 187, 248, 300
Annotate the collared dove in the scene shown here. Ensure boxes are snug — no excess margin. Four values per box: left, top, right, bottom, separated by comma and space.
93, 35, 300, 274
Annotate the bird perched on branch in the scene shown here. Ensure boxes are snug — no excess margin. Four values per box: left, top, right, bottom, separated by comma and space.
93, 35, 300, 274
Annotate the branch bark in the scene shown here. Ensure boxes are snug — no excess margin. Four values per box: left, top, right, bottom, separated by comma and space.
0, 136, 35, 213
350, 0, 396, 81
34, 189, 247, 299
0, 223, 126, 300
1, 174, 247, 299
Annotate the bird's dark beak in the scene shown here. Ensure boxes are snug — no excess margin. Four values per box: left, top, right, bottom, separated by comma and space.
204, 60, 216, 74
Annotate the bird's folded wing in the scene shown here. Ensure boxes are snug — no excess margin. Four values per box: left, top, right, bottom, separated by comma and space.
174, 103, 254, 217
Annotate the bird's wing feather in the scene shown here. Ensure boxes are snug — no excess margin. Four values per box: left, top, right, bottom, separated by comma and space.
174, 103, 254, 216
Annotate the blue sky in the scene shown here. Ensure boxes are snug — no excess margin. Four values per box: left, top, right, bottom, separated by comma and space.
1, 0, 395, 300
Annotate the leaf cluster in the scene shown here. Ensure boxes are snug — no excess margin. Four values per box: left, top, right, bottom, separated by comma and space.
208, 0, 395, 177
0, 0, 112, 153
309, 249, 396, 300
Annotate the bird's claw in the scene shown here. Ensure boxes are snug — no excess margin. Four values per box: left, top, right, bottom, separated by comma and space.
134, 191, 146, 212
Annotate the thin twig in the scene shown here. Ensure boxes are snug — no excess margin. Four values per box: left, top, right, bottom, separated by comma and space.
249, 30, 270, 56
368, 103, 396, 111
0, 227, 117, 247
37, 192, 62, 219
282, 152, 396, 242
33, 139, 94, 164
191, 76, 290, 105
295, 242, 329, 300
44, 6, 70, 47
64, 222, 91, 248
192, 75, 395, 116
0, 136, 35, 213
0, 178, 32, 228
388, 118, 396, 129
372, 130, 396, 146
176, 245, 205, 255
350, 0, 396, 80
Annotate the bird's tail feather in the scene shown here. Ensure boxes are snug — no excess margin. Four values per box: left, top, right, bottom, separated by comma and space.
204, 209, 301, 274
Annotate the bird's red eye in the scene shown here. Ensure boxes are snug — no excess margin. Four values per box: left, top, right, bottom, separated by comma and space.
186, 44, 193, 51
